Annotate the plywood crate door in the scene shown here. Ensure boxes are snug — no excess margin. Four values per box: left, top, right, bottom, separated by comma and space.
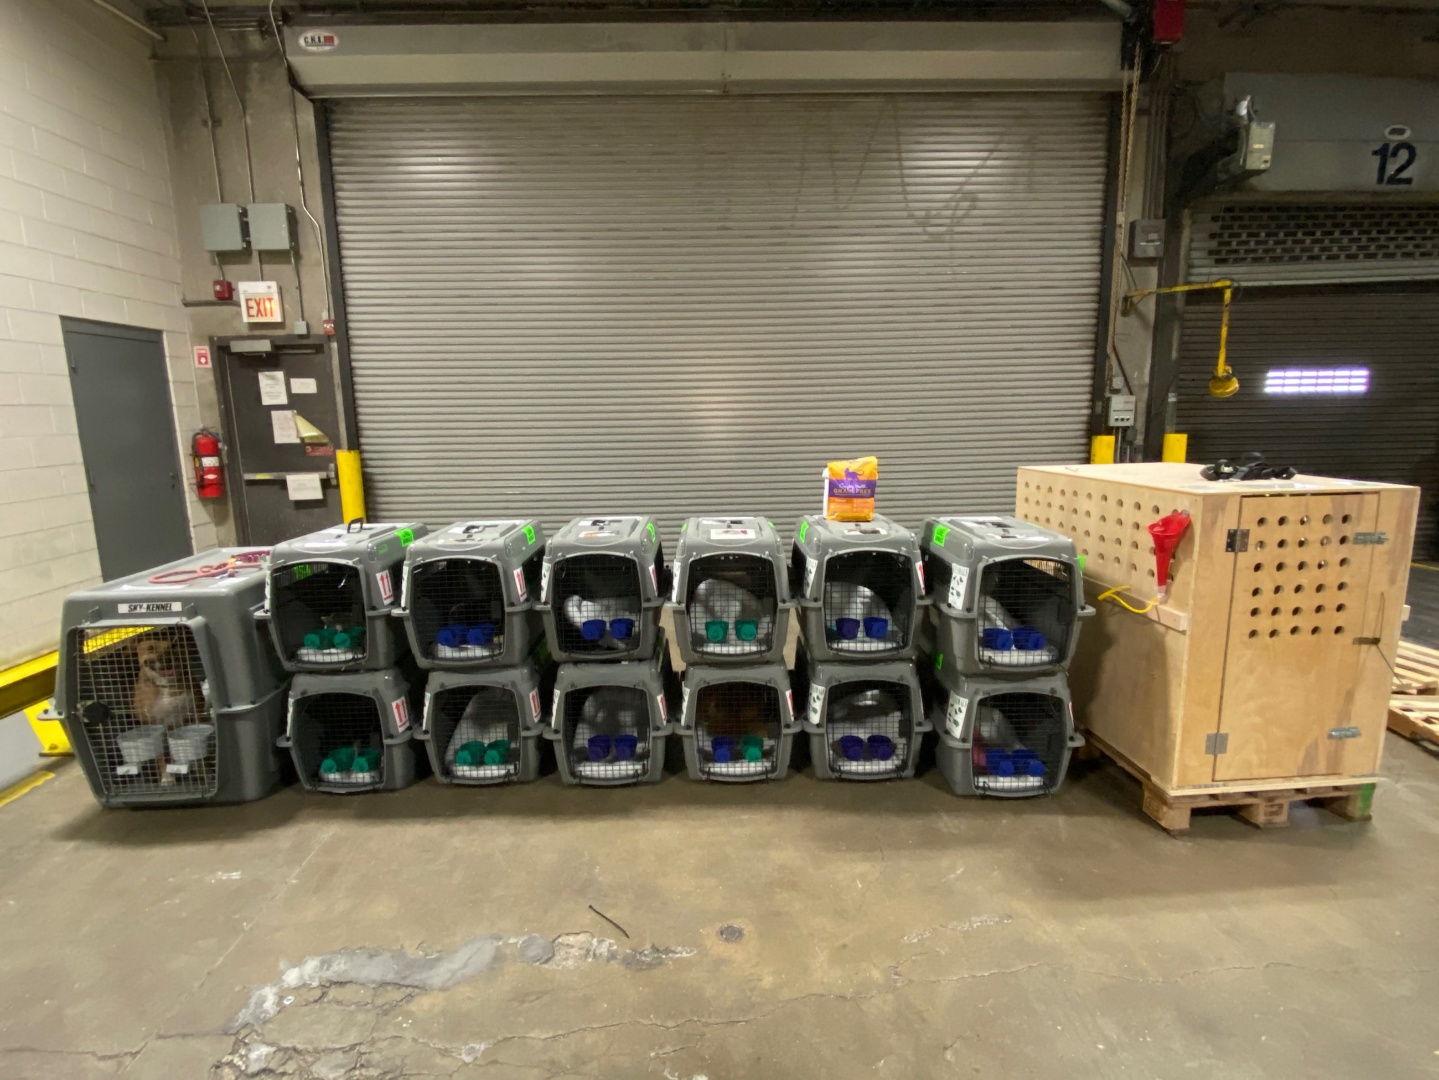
1214, 492, 1384, 782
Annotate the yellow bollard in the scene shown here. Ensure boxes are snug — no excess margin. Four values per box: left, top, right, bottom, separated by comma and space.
1162, 433, 1189, 463
336, 450, 367, 522
1089, 435, 1116, 465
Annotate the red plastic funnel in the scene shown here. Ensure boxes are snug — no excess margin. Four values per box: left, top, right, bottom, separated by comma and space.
1147, 511, 1191, 595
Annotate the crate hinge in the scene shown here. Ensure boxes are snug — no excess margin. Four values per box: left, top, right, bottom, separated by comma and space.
1205, 731, 1229, 755
1226, 529, 1249, 553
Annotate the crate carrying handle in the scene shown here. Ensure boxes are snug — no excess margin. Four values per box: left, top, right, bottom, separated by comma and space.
346, 518, 366, 533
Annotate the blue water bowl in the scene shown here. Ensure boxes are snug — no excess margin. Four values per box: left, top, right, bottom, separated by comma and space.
838, 734, 865, 761
467, 623, 497, 646
863, 617, 890, 640
614, 733, 638, 761
610, 618, 635, 641
711, 735, 736, 763
437, 624, 467, 648
581, 619, 606, 642
981, 627, 1014, 651
834, 617, 861, 640
867, 734, 895, 761
1010, 627, 1047, 651
587, 733, 612, 762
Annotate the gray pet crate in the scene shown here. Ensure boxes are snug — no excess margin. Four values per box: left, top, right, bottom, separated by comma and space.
395, 519, 545, 670
921, 515, 1092, 676
547, 631, 677, 786
418, 659, 553, 785
279, 668, 425, 793
537, 516, 667, 662
678, 663, 798, 782
260, 520, 428, 673
667, 516, 795, 665
926, 660, 1082, 798
794, 651, 929, 780
55, 549, 290, 808
791, 514, 929, 661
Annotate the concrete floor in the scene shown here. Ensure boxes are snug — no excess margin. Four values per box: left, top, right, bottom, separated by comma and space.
1, 735, 1438, 1080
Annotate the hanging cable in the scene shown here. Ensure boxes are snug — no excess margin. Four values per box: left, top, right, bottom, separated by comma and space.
1104, 38, 1144, 399
1096, 585, 1160, 615
201, 0, 262, 281
190, 22, 225, 275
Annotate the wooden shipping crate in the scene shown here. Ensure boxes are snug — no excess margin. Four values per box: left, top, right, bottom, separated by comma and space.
1016, 463, 1416, 793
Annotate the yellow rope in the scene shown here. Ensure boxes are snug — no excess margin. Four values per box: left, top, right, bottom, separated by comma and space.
1096, 585, 1160, 615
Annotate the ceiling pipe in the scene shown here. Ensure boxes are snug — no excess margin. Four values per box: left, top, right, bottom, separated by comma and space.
87, 0, 165, 41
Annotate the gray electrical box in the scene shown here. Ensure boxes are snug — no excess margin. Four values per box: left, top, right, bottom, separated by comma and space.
246, 203, 297, 252
200, 203, 249, 253
1106, 393, 1137, 427
1128, 218, 1165, 260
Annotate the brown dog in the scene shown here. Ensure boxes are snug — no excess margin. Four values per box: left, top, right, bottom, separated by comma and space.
132, 634, 206, 777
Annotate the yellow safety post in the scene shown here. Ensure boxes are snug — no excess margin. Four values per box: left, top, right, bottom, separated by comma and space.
1090, 435, 1117, 465
1162, 433, 1189, 463
336, 449, 367, 523
1123, 279, 1239, 398
25, 700, 69, 756
0, 651, 56, 722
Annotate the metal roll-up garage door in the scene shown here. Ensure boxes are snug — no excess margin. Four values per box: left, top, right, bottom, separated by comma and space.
327, 94, 1109, 534
1175, 290, 1439, 556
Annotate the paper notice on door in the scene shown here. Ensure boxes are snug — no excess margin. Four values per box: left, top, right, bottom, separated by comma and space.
285, 473, 324, 502
290, 377, 318, 395
271, 409, 300, 444
258, 370, 288, 406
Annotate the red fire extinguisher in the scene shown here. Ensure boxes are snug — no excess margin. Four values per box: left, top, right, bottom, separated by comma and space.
192, 430, 224, 500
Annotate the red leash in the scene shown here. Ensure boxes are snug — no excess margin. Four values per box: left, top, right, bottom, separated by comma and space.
148, 550, 269, 585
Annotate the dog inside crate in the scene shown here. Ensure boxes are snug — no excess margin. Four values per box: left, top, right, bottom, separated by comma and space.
274, 562, 368, 664
556, 554, 644, 654
687, 554, 778, 657
694, 682, 780, 778
826, 681, 909, 777
971, 692, 1066, 794
975, 558, 1075, 669
432, 686, 521, 780
293, 693, 386, 786
565, 686, 652, 780
74, 625, 217, 794
411, 560, 508, 661
822, 551, 914, 654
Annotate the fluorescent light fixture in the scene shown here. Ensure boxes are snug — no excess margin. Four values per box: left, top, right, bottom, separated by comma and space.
1263, 367, 1370, 395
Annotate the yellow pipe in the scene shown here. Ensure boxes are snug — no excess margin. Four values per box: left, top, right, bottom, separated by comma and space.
0, 651, 57, 719
1123, 278, 1239, 398
1090, 435, 1116, 465
1161, 433, 1188, 463
336, 450, 366, 522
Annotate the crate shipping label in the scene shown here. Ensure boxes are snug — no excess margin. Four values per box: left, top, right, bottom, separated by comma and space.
513, 567, 527, 601
946, 695, 970, 737
529, 689, 542, 722
946, 565, 970, 610
119, 601, 184, 614
392, 697, 409, 732
808, 683, 826, 725
377, 568, 394, 605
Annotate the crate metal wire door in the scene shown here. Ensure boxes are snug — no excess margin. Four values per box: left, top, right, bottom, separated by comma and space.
974, 558, 1077, 671
428, 686, 522, 782
71, 625, 218, 799
822, 552, 915, 656
563, 685, 653, 782
408, 559, 508, 662
553, 553, 645, 656
824, 679, 912, 778
291, 693, 387, 788
970, 691, 1068, 795
272, 562, 367, 665
693, 681, 782, 779
685, 553, 779, 659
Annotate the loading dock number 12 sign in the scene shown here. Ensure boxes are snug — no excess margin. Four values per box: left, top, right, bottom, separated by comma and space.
238, 281, 283, 324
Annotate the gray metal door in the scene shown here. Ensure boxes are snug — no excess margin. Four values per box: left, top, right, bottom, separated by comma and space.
1174, 289, 1439, 555
62, 318, 192, 580
326, 94, 1109, 534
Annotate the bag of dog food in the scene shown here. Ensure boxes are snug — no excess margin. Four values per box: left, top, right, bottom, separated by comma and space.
823, 456, 878, 522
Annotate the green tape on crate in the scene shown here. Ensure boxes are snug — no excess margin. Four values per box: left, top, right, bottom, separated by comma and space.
398, 528, 415, 547
293, 564, 312, 581
934, 653, 943, 670
1078, 554, 1086, 573
798, 520, 809, 543
646, 522, 656, 541
932, 524, 949, 547
523, 525, 535, 545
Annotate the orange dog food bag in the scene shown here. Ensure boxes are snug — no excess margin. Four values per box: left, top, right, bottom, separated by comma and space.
824, 456, 878, 522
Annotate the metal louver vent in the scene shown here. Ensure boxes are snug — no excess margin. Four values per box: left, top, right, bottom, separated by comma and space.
1191, 202, 1439, 285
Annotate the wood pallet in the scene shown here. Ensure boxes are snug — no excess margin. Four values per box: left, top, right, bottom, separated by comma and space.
1386, 639, 1439, 747
1085, 731, 1376, 834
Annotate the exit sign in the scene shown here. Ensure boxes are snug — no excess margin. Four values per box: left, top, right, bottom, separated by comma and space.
238, 281, 283, 324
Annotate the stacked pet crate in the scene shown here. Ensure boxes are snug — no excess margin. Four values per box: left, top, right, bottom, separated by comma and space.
792, 515, 931, 779
262, 520, 430, 793
394, 520, 551, 785
920, 515, 1090, 797
537, 517, 677, 785
667, 518, 799, 781
55, 549, 289, 807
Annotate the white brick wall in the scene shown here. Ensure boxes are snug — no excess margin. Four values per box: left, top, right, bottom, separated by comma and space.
0, 0, 216, 669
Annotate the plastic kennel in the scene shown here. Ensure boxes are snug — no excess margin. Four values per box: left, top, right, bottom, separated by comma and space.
280, 669, 424, 793
261, 520, 428, 673
792, 514, 928, 661
538, 516, 667, 662
55, 549, 289, 807
419, 660, 552, 785
396, 519, 545, 669
679, 663, 798, 782
922, 516, 1092, 676
548, 633, 677, 786
795, 652, 929, 780
927, 662, 1082, 797
668, 516, 794, 665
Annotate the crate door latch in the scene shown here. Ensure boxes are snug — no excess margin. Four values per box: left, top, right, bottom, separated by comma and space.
1205, 732, 1229, 755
